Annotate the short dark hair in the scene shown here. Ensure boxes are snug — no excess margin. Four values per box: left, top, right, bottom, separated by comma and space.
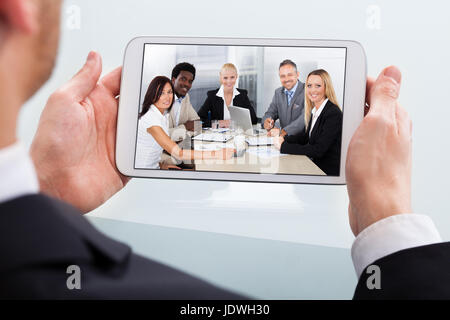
140, 76, 174, 118
279, 59, 297, 71
171, 62, 196, 80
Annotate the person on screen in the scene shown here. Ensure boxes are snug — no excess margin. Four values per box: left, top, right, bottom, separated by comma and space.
261, 59, 306, 138
197, 63, 257, 128
136, 76, 234, 170
169, 62, 200, 140
273, 69, 342, 176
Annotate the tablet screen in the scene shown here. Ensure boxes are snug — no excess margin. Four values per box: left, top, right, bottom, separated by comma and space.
134, 43, 346, 177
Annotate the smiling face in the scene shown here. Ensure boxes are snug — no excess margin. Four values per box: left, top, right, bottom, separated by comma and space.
154, 82, 173, 110
172, 70, 194, 97
306, 74, 326, 106
279, 64, 299, 90
220, 68, 237, 91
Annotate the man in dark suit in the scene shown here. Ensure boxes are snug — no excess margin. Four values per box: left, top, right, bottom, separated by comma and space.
0, 0, 448, 299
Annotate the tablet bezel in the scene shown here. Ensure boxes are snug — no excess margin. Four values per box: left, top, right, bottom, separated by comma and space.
116, 36, 366, 185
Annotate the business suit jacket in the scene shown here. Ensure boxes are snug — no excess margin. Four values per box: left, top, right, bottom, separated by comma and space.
197, 88, 257, 127
261, 81, 305, 136
280, 100, 342, 176
354, 242, 450, 299
168, 93, 200, 134
0, 194, 245, 299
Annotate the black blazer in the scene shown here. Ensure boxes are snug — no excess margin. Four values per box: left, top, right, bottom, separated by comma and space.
197, 88, 257, 127
354, 242, 450, 299
280, 100, 342, 176
0, 194, 245, 299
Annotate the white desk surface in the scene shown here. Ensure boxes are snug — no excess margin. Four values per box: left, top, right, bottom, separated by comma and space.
187, 130, 326, 176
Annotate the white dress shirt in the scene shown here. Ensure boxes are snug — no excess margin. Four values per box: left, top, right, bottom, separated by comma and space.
135, 105, 169, 169
309, 98, 328, 137
351, 213, 442, 278
0, 141, 39, 203
171, 94, 183, 127
216, 84, 240, 120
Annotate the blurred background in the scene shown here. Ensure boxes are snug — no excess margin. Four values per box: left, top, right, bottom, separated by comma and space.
140, 44, 346, 116
18, 0, 450, 299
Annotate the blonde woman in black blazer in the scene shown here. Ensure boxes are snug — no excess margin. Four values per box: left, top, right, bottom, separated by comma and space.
198, 63, 257, 127
274, 69, 343, 176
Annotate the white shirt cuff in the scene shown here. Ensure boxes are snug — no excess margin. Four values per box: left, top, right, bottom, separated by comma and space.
0, 141, 39, 203
351, 213, 442, 279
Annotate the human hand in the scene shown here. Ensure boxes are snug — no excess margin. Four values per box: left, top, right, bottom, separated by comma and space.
273, 136, 284, 150
263, 118, 274, 130
160, 163, 181, 170
170, 127, 187, 142
184, 120, 195, 132
218, 120, 231, 128
214, 148, 235, 160
268, 128, 280, 137
346, 66, 412, 236
30, 51, 130, 213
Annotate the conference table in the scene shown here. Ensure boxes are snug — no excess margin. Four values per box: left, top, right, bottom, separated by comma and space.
179, 127, 325, 176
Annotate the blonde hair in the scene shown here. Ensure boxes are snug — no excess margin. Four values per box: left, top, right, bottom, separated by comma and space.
304, 69, 340, 131
220, 63, 238, 76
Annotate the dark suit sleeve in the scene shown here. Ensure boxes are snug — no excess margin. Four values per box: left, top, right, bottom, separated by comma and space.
197, 92, 214, 127
280, 108, 342, 159
238, 90, 257, 124
353, 242, 450, 299
285, 129, 308, 145
0, 194, 248, 299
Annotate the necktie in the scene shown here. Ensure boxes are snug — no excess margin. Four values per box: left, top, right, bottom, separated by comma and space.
285, 90, 294, 106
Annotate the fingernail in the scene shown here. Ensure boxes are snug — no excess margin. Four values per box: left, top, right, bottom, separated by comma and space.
87, 51, 96, 62
383, 66, 401, 84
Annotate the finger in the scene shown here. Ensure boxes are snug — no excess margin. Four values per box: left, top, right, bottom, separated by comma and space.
61, 51, 102, 101
364, 77, 375, 116
100, 66, 122, 97
369, 66, 402, 120
365, 77, 375, 106
396, 104, 411, 139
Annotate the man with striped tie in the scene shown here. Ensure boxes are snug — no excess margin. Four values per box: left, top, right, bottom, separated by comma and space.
262, 59, 306, 137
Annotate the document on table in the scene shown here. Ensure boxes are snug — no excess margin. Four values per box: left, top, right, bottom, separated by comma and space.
245, 136, 274, 146
209, 128, 230, 133
192, 133, 233, 142
246, 147, 288, 159
193, 143, 228, 151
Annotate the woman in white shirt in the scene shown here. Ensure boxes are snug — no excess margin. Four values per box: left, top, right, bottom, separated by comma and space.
135, 76, 235, 169
273, 69, 343, 175
197, 63, 257, 128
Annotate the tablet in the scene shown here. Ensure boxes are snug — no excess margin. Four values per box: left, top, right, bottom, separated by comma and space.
116, 36, 366, 184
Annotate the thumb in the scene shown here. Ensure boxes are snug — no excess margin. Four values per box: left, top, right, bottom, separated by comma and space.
368, 66, 402, 120
62, 51, 102, 101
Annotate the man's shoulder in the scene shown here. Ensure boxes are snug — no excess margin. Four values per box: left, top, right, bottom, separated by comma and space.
0, 194, 246, 299
354, 241, 450, 299
274, 86, 285, 95
0, 194, 130, 274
